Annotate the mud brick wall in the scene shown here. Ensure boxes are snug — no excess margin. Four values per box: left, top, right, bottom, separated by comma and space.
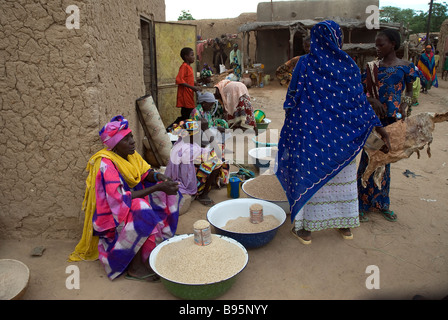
0, 0, 165, 239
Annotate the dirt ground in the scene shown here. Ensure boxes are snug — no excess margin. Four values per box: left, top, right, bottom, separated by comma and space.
1, 77, 447, 301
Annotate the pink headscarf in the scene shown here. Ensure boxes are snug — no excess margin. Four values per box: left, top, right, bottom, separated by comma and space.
99, 115, 132, 150
214, 80, 249, 115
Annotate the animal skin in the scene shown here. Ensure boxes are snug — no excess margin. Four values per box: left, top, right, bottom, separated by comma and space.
361, 112, 448, 189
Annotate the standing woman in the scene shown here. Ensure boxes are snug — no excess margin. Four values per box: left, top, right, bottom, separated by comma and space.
417, 45, 438, 94
358, 29, 416, 222
229, 43, 242, 80
276, 20, 390, 244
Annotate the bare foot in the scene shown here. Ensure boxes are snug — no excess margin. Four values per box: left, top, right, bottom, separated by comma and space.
297, 229, 311, 241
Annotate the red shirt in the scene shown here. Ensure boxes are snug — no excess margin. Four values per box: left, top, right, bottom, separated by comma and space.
175, 62, 195, 109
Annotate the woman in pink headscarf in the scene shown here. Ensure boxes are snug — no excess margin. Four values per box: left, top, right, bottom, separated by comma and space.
214, 80, 258, 135
69, 115, 181, 282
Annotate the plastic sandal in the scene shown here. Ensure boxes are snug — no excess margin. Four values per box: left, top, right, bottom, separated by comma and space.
381, 210, 397, 222
359, 212, 369, 222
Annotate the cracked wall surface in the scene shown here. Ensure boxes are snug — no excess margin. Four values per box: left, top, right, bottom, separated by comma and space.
0, 0, 165, 239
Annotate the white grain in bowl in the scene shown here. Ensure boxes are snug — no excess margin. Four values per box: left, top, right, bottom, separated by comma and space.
155, 235, 246, 284
223, 215, 280, 233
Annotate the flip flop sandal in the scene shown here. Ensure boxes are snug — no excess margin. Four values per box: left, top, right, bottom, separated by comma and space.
125, 272, 160, 283
290, 227, 311, 245
339, 229, 353, 240
381, 210, 397, 222
359, 211, 369, 222
197, 197, 216, 207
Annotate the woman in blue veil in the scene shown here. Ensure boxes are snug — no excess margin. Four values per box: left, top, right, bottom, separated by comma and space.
275, 20, 390, 244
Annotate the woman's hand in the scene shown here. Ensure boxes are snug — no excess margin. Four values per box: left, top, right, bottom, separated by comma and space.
367, 97, 386, 119
200, 117, 209, 132
157, 180, 180, 195
155, 173, 172, 182
399, 103, 407, 121
375, 126, 391, 154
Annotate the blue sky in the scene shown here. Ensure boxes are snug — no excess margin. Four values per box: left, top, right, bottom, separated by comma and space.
165, 0, 433, 21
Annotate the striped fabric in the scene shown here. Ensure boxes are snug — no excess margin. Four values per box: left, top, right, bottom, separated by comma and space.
417, 51, 438, 89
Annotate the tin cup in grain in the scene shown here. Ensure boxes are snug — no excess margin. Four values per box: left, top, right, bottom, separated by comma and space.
193, 220, 212, 246
249, 203, 264, 224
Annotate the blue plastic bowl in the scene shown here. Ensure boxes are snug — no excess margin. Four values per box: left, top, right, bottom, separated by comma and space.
207, 199, 286, 249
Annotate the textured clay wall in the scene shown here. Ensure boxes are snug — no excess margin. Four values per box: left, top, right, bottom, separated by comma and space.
0, 0, 165, 240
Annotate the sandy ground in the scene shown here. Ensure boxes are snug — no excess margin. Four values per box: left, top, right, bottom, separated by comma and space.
1, 77, 447, 301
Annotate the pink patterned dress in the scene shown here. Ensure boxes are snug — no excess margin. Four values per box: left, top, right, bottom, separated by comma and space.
93, 158, 180, 280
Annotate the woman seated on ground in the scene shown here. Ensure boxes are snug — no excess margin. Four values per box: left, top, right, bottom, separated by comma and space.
68, 115, 181, 282
165, 110, 229, 207
214, 79, 258, 135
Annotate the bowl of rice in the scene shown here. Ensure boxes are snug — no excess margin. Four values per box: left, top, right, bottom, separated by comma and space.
242, 175, 290, 214
207, 199, 286, 249
149, 234, 248, 300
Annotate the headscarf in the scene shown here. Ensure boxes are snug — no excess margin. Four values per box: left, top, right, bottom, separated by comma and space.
214, 80, 249, 115
197, 92, 216, 104
276, 20, 381, 221
99, 115, 132, 150
68, 116, 151, 262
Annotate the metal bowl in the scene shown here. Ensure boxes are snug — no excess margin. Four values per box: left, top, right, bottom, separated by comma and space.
0, 259, 30, 300
207, 199, 286, 249
149, 234, 248, 300
241, 178, 290, 214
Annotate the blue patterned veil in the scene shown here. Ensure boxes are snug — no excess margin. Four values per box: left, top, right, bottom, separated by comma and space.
275, 20, 381, 221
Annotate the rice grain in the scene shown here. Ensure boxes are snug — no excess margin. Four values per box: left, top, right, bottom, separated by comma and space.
223, 215, 280, 233
155, 235, 246, 284
243, 175, 288, 201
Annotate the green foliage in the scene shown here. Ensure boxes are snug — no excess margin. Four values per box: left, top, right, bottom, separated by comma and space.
178, 10, 195, 21
380, 2, 448, 34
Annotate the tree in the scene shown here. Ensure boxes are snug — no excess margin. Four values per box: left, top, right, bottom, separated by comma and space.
379, 6, 414, 24
178, 10, 195, 21
380, 2, 448, 34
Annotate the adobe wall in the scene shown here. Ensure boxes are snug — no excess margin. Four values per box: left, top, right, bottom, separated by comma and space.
0, 0, 165, 240
437, 19, 448, 72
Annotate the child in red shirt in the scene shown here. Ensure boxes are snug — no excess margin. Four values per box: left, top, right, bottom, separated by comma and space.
168, 47, 201, 130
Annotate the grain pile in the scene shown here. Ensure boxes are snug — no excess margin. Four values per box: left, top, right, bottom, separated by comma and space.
243, 175, 287, 201
223, 215, 281, 233
155, 235, 247, 284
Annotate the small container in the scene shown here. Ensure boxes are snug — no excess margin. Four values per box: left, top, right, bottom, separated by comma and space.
249, 203, 264, 224
227, 172, 238, 197
254, 110, 266, 123
229, 177, 241, 199
193, 220, 212, 246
